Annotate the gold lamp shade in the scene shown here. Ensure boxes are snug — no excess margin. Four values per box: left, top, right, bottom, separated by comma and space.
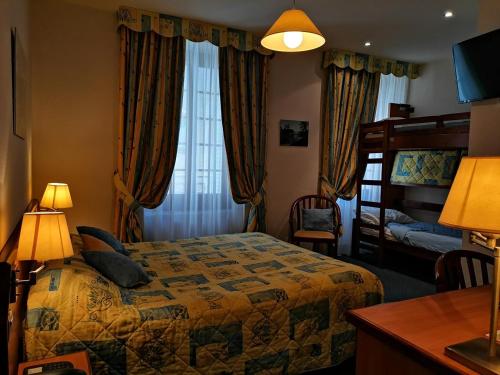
261, 9, 325, 52
40, 182, 73, 209
439, 156, 500, 234
17, 211, 74, 261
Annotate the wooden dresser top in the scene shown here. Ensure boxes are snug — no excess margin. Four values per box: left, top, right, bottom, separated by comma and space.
347, 286, 493, 374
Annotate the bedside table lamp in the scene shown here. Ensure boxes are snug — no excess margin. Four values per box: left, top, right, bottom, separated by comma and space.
0, 212, 73, 375
40, 183, 73, 210
13, 211, 74, 294
439, 156, 500, 374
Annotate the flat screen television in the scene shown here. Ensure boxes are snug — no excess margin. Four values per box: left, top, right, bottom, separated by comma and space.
452, 28, 500, 103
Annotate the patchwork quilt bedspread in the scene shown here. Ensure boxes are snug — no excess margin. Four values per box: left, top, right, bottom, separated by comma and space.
25, 232, 383, 375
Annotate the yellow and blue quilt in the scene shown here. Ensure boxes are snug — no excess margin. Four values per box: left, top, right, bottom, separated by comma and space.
25, 233, 382, 374
391, 150, 463, 186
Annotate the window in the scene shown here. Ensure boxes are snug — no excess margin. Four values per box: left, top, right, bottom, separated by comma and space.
143, 41, 244, 241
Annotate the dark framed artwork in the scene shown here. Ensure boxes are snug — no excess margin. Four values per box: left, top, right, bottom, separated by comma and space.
279, 120, 309, 147
11, 27, 27, 140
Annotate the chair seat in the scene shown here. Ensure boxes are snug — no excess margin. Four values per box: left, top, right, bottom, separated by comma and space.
294, 230, 335, 241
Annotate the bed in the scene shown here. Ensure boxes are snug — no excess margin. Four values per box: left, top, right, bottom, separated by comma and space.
353, 111, 470, 264
24, 232, 383, 375
359, 208, 462, 253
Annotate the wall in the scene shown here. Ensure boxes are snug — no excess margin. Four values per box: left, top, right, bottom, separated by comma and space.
0, 0, 31, 249
31, 0, 119, 232
468, 0, 500, 156
408, 57, 470, 117
266, 51, 323, 240
405, 57, 471, 222
460, 0, 500, 254
29, 0, 324, 241
28, 0, 482, 241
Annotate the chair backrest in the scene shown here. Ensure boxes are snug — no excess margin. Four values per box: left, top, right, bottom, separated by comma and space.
435, 250, 494, 292
289, 194, 341, 234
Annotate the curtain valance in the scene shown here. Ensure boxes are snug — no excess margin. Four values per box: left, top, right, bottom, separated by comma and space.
323, 49, 420, 79
117, 6, 272, 55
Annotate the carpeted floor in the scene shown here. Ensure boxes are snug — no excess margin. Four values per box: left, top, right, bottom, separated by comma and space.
340, 256, 436, 302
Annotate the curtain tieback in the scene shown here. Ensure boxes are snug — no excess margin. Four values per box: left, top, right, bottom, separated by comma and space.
319, 175, 337, 197
250, 184, 266, 207
250, 192, 262, 207
113, 172, 141, 211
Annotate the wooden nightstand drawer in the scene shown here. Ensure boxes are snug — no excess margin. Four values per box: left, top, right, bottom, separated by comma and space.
18, 351, 91, 375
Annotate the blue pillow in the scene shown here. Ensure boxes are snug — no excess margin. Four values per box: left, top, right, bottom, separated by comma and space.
82, 251, 151, 288
302, 208, 335, 231
77, 226, 130, 256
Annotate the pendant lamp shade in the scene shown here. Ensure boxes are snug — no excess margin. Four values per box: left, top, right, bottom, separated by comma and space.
261, 9, 325, 52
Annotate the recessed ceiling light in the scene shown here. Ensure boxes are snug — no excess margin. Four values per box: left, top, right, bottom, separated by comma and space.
444, 10, 454, 18
364, 41, 372, 47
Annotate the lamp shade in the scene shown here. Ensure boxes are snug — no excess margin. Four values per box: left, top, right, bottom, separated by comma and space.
439, 156, 500, 234
17, 212, 74, 261
261, 9, 325, 52
40, 183, 73, 209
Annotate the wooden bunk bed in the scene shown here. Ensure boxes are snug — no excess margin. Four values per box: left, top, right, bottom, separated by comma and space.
351, 111, 471, 268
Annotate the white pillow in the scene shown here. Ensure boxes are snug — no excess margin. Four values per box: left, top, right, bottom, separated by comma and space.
360, 210, 380, 225
360, 207, 415, 225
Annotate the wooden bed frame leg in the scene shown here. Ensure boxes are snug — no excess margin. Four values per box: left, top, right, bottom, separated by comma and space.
313, 243, 319, 253
327, 239, 338, 259
351, 220, 359, 259
377, 246, 385, 267
0, 262, 13, 375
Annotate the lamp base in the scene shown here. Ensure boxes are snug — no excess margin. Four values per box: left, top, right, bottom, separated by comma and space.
446, 337, 500, 375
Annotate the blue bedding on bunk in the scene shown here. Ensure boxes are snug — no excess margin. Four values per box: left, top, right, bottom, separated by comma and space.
400, 222, 462, 238
387, 222, 463, 253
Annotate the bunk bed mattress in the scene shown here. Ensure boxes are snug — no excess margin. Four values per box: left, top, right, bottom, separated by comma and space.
24, 232, 383, 375
360, 226, 397, 241
387, 223, 462, 253
360, 221, 462, 253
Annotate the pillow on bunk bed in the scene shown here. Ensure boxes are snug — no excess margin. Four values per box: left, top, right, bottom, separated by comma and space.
360, 207, 415, 226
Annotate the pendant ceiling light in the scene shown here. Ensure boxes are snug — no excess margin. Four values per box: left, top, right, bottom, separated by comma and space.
261, 0, 325, 52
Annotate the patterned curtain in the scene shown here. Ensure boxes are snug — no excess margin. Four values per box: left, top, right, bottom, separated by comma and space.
114, 27, 185, 242
219, 46, 269, 232
319, 66, 380, 201
117, 6, 272, 55
323, 49, 420, 79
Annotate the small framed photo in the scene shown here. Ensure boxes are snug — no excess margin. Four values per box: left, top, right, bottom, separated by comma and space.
279, 120, 309, 147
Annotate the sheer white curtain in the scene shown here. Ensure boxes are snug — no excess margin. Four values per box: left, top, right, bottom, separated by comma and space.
143, 41, 244, 241
374, 73, 409, 121
338, 73, 409, 255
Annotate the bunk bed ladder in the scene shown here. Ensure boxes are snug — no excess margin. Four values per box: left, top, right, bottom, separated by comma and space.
353, 121, 390, 266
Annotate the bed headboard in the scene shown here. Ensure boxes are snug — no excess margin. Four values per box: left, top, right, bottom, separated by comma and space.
0, 199, 39, 375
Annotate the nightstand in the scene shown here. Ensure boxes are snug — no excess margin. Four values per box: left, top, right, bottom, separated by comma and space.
18, 351, 91, 375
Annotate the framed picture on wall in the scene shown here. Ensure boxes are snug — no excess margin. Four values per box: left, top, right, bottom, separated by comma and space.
279, 120, 309, 147
11, 27, 27, 140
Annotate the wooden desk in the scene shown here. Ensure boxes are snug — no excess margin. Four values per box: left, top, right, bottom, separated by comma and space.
18, 351, 91, 375
347, 286, 495, 374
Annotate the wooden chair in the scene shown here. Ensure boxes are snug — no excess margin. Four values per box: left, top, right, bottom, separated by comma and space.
435, 250, 494, 292
288, 194, 341, 258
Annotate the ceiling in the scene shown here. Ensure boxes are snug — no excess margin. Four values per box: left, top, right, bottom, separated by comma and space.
76, 0, 479, 63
